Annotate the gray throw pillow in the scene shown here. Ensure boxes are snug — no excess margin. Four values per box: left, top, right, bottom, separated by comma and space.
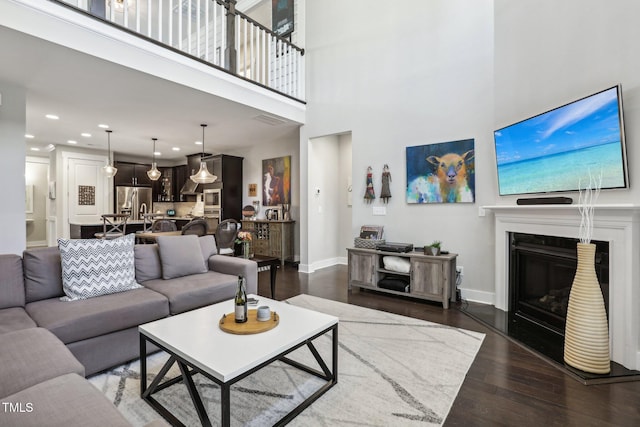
134, 244, 163, 283
58, 234, 142, 301
156, 235, 208, 279
199, 235, 218, 260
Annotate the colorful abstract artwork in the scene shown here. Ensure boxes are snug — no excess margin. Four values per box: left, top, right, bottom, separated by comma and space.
262, 156, 291, 207
406, 139, 475, 204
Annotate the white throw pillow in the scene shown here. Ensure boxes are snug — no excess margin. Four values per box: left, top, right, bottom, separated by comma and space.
58, 234, 142, 301
382, 256, 411, 274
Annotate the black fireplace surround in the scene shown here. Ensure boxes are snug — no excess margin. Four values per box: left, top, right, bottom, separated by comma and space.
510, 232, 609, 336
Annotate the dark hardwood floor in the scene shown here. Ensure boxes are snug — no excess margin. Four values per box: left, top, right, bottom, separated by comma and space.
263, 264, 640, 427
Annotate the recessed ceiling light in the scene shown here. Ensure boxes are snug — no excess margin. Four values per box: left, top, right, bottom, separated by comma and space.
98, 124, 109, 129
45, 144, 55, 151
25, 134, 35, 139
154, 151, 162, 156
30, 147, 40, 151
45, 114, 59, 120
195, 141, 202, 145
81, 133, 92, 137
67, 140, 78, 144
172, 147, 180, 151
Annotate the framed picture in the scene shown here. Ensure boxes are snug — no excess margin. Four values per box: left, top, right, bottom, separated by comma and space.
248, 183, 257, 197
359, 225, 384, 240
262, 156, 291, 207
406, 139, 475, 204
272, 0, 294, 37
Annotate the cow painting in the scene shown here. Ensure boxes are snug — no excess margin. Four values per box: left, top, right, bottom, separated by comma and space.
406, 139, 476, 204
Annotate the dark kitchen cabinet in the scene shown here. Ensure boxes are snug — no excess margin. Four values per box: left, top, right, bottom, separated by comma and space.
175, 154, 242, 218
174, 165, 188, 201
151, 167, 175, 202
114, 162, 152, 187
201, 154, 243, 221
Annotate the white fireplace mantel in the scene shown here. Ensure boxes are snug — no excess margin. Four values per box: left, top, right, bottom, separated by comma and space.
484, 204, 640, 370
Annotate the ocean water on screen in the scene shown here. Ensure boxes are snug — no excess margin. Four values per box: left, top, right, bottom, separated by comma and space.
498, 142, 626, 195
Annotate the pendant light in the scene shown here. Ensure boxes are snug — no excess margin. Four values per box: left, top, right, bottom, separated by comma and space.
102, 130, 118, 178
147, 138, 162, 181
190, 124, 217, 184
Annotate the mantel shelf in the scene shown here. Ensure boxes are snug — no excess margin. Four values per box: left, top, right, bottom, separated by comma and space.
483, 204, 640, 212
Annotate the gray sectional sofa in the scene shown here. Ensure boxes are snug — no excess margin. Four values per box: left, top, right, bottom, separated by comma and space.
0, 235, 258, 427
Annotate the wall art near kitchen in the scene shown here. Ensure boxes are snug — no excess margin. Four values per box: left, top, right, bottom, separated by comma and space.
263, 156, 291, 207
78, 185, 96, 206
406, 139, 475, 204
248, 183, 258, 197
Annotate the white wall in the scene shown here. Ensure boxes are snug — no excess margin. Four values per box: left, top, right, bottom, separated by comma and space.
303, 0, 495, 297
0, 82, 27, 255
234, 127, 300, 260
337, 133, 352, 264
494, 0, 640, 205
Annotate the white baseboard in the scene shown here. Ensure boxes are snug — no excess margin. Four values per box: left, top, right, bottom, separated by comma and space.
27, 240, 47, 248
299, 257, 343, 274
298, 264, 312, 274
460, 288, 494, 305
337, 256, 347, 265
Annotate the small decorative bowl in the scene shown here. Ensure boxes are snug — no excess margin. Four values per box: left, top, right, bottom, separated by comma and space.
257, 306, 271, 322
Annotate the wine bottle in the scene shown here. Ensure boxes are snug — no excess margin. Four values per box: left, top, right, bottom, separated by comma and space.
235, 275, 247, 323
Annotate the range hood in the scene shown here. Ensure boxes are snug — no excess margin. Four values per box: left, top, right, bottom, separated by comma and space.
180, 179, 198, 195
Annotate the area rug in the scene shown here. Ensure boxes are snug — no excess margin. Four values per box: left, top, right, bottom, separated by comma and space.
89, 295, 485, 426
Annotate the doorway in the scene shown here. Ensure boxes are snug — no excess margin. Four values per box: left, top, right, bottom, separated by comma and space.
25, 157, 49, 247
307, 132, 352, 270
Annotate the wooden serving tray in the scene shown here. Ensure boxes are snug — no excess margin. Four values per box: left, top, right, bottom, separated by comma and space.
219, 309, 279, 335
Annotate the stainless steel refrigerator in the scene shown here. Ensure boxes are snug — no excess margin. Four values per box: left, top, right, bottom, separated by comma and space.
116, 187, 153, 221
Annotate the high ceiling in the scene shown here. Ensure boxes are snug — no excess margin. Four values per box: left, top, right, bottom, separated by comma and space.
0, 18, 300, 163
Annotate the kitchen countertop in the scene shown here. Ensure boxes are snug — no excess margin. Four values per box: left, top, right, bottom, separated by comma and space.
69, 217, 196, 227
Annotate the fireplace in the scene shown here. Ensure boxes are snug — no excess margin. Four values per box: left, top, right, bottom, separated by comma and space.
488, 204, 640, 372
509, 233, 609, 337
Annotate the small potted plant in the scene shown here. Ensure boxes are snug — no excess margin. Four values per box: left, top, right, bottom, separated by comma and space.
425, 240, 441, 256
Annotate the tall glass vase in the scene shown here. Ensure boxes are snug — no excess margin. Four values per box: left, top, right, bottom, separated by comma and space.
242, 241, 251, 259
564, 242, 610, 374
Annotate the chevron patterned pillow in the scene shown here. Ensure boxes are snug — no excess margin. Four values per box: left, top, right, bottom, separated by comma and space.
58, 234, 142, 301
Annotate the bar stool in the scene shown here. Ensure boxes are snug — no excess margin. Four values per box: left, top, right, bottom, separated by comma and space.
94, 214, 130, 240
142, 213, 165, 232
151, 219, 177, 232
181, 218, 209, 237
215, 219, 239, 255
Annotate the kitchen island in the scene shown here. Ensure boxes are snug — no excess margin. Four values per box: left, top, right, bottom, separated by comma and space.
69, 218, 194, 239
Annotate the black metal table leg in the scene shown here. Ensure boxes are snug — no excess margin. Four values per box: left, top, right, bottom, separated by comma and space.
178, 361, 212, 427
140, 334, 147, 395
333, 326, 339, 383
221, 383, 231, 427
270, 263, 278, 298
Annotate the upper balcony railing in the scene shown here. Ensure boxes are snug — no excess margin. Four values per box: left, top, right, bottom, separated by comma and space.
54, 0, 305, 102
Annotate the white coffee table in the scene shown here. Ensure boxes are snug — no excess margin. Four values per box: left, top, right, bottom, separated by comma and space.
139, 295, 339, 427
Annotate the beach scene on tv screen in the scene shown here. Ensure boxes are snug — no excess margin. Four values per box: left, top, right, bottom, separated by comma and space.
494, 87, 626, 195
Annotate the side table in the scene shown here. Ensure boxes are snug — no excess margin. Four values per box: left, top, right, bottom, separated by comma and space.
238, 254, 280, 298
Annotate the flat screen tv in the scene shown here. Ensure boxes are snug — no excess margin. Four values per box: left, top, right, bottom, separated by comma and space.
494, 85, 628, 196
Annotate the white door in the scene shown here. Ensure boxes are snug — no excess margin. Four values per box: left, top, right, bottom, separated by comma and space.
67, 157, 109, 226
